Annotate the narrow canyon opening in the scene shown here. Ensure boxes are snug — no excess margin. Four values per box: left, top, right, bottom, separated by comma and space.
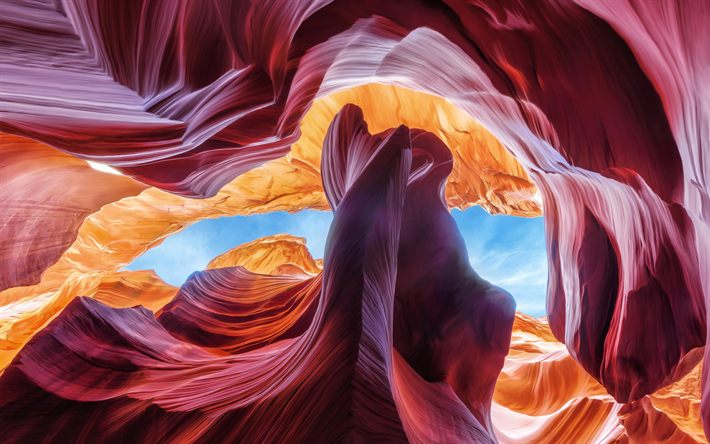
2, 1, 707, 440
123, 206, 548, 317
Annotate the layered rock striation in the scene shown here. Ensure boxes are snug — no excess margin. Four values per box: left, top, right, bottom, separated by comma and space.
0, 106, 515, 443
1, 0, 708, 441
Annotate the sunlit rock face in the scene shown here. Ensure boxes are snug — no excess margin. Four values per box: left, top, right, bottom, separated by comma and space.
0, 88, 538, 379
297, 84, 541, 217
0, 135, 147, 292
0, 83, 536, 376
0, 106, 511, 443
1, 0, 708, 442
0, 268, 177, 372
206, 234, 322, 275
493, 313, 707, 444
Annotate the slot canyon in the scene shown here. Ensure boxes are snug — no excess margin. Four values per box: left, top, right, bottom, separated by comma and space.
0, 0, 708, 443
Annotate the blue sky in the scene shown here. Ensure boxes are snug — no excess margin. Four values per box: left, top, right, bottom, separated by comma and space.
451, 207, 548, 317
125, 207, 548, 316
124, 211, 333, 286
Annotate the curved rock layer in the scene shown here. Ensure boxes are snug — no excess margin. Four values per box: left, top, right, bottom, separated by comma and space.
0, 0, 540, 209
650, 349, 707, 444
88, 270, 178, 314
0, 81, 537, 297
0, 106, 513, 443
0, 269, 177, 371
0, 134, 147, 292
294, 84, 541, 216
0, 232, 320, 374
0, 0, 708, 440
2, 206, 706, 443
493, 313, 608, 418
1, 232, 314, 371
0, 84, 535, 374
492, 313, 708, 444
206, 233, 322, 275
158, 266, 322, 355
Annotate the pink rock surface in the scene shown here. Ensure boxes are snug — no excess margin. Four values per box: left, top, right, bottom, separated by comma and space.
0, 107, 505, 443
0, 135, 147, 291
1, 0, 708, 440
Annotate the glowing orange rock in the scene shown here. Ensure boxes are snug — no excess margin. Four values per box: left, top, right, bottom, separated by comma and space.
206, 234, 322, 275
649, 349, 706, 443
0, 134, 146, 292
1, 85, 536, 307
0, 185, 323, 373
1, 108, 503, 443
493, 396, 624, 444
90, 270, 178, 313
493, 313, 607, 416
297, 84, 541, 217
0, 0, 706, 440
0, 270, 176, 372
0, 84, 535, 377
492, 312, 708, 444
620, 397, 704, 444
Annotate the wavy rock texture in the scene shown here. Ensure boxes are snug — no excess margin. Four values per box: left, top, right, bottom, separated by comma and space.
619, 397, 703, 444
163, 234, 325, 356
1, 0, 708, 441
158, 267, 321, 355
492, 312, 624, 444
0, 106, 509, 443
0, 269, 177, 371
325, 105, 516, 438
0, 134, 147, 292
493, 313, 608, 417
0, 84, 534, 374
206, 234, 322, 275
295, 84, 541, 217
1, 233, 317, 372
0, 175, 325, 373
649, 349, 707, 443
86, 270, 178, 313
0, 0, 538, 210
493, 313, 708, 444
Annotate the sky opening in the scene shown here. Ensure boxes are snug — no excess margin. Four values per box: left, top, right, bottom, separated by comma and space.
125, 207, 548, 316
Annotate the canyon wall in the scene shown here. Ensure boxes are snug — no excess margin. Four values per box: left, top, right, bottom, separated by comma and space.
1, 0, 708, 441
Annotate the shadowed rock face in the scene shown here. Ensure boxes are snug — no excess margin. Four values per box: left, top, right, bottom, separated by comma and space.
0, 135, 147, 292
1, 0, 708, 441
494, 312, 707, 444
0, 106, 508, 443
392, 130, 515, 435
0, 83, 539, 383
